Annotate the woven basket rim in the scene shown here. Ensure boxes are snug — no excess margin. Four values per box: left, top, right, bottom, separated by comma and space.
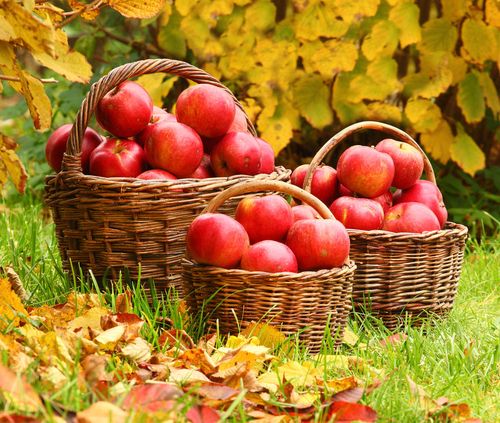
346, 221, 468, 238
182, 257, 356, 278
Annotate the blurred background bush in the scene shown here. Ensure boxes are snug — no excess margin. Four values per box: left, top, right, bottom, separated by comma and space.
0, 0, 498, 238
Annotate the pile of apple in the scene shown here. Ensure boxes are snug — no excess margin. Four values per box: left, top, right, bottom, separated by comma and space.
291, 139, 447, 233
45, 81, 275, 179
186, 195, 350, 273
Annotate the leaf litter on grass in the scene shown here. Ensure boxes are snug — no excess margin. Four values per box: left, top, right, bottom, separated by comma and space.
0, 275, 482, 422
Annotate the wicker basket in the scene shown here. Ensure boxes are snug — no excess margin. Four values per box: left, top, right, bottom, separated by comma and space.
303, 121, 468, 330
44, 59, 290, 296
182, 180, 356, 353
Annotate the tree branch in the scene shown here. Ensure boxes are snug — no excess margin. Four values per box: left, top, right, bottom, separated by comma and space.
0, 74, 58, 84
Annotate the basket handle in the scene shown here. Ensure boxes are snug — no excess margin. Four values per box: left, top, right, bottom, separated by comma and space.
63, 58, 256, 172
303, 121, 436, 192
202, 180, 334, 219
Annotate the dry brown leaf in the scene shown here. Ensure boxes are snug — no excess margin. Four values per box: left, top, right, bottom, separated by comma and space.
101, 313, 144, 342
159, 329, 195, 351
115, 291, 133, 314
120, 337, 151, 362
82, 354, 113, 387
76, 401, 128, 423
178, 348, 217, 375
0, 364, 43, 413
168, 367, 210, 385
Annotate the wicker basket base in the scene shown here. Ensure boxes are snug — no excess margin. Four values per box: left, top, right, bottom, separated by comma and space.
182, 259, 356, 353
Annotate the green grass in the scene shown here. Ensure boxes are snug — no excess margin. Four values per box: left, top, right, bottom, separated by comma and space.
1, 193, 499, 422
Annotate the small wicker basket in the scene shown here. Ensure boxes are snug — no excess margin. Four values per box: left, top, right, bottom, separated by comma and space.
44, 59, 290, 296
182, 180, 356, 353
303, 121, 468, 330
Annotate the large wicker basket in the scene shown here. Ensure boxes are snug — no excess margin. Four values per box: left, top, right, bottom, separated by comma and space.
182, 180, 356, 353
303, 121, 468, 330
44, 59, 290, 296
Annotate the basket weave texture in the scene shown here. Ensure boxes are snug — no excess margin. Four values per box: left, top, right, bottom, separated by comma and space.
44, 59, 291, 295
182, 180, 356, 353
303, 121, 468, 329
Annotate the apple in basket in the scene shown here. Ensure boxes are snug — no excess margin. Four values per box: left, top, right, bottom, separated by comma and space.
257, 138, 275, 174
291, 164, 338, 206
89, 138, 147, 178
96, 80, 153, 138
202, 107, 250, 154
286, 219, 350, 271
337, 145, 395, 198
291, 204, 320, 223
45, 124, 102, 173
375, 139, 424, 189
135, 106, 176, 146
371, 191, 393, 213
235, 194, 293, 243
241, 240, 298, 273
176, 83, 235, 138
189, 154, 215, 179
211, 132, 263, 177
330, 197, 384, 230
144, 121, 204, 178
395, 180, 448, 228
383, 202, 441, 233
186, 213, 249, 268
137, 169, 177, 181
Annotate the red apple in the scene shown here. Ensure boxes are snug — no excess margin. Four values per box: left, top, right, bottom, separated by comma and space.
137, 169, 177, 180
375, 139, 424, 189
337, 145, 395, 198
235, 195, 293, 243
89, 138, 146, 178
176, 84, 235, 138
338, 184, 353, 197
290, 164, 338, 206
190, 154, 214, 179
371, 191, 393, 213
96, 81, 153, 138
383, 202, 441, 233
144, 121, 203, 178
240, 240, 298, 273
135, 106, 176, 146
395, 180, 447, 227
291, 205, 320, 223
330, 197, 384, 230
201, 108, 251, 154
210, 132, 262, 177
393, 189, 402, 203
285, 219, 350, 271
257, 138, 275, 174
186, 213, 249, 268
45, 124, 102, 173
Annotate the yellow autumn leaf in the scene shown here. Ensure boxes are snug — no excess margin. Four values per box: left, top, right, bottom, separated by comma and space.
292, 73, 333, 129
241, 322, 287, 349
362, 20, 399, 61
477, 72, 500, 115
389, 1, 421, 47
0, 135, 27, 194
136, 73, 168, 107
106, 0, 166, 18
441, 0, 467, 22
299, 39, 358, 78
0, 278, 28, 330
157, 11, 187, 59
450, 125, 485, 175
403, 68, 453, 99
461, 18, 498, 64
257, 103, 294, 155
332, 73, 369, 124
68, 0, 101, 20
198, 0, 234, 26
332, 0, 380, 24
485, 0, 500, 27
364, 102, 402, 124
32, 50, 92, 83
367, 57, 401, 90
419, 18, 458, 53
258, 361, 320, 392
245, 0, 276, 32
420, 52, 467, 86
0, 15, 16, 41
405, 98, 442, 133
294, 3, 349, 41
0, 0, 55, 56
420, 119, 453, 164
457, 72, 485, 124
67, 306, 110, 333
349, 74, 394, 102
175, 0, 200, 17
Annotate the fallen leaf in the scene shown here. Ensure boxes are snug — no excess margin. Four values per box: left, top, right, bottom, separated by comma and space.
81, 354, 112, 386
0, 278, 28, 330
380, 333, 408, 347
331, 387, 364, 404
342, 328, 359, 347
94, 325, 126, 349
68, 307, 109, 333
186, 404, 220, 423
0, 414, 40, 422
121, 383, 183, 410
100, 313, 144, 342
121, 337, 151, 362
168, 368, 210, 384
114, 291, 133, 314
328, 401, 377, 422
0, 364, 43, 413
159, 329, 195, 351
178, 348, 217, 375
196, 382, 239, 401
258, 361, 320, 392
76, 401, 128, 423
241, 322, 288, 349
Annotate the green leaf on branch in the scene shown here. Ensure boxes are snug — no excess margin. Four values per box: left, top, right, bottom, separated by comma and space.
419, 18, 458, 53
292, 74, 333, 129
450, 125, 485, 176
457, 72, 485, 124
477, 72, 500, 116
461, 18, 497, 65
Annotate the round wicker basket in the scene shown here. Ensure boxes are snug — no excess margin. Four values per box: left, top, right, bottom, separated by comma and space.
44, 59, 290, 296
182, 180, 356, 353
303, 121, 468, 330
